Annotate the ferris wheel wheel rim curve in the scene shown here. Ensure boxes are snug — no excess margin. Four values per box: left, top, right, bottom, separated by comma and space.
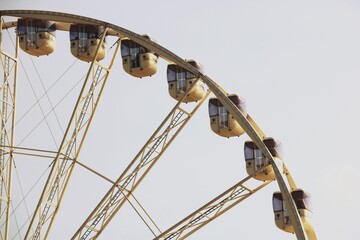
0, 9, 311, 240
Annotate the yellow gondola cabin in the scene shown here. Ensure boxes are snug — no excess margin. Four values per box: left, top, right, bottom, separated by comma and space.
69, 24, 106, 62
244, 137, 283, 181
208, 94, 246, 138
17, 18, 56, 56
167, 60, 205, 103
273, 189, 316, 239
121, 35, 158, 78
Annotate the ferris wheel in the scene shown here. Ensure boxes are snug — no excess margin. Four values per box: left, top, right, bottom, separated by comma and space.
0, 10, 316, 240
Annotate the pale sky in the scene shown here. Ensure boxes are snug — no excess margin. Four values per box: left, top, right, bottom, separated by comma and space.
1, 0, 360, 239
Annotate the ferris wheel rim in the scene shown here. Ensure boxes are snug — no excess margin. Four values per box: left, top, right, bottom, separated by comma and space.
0, 10, 310, 240
0, 10, 111, 27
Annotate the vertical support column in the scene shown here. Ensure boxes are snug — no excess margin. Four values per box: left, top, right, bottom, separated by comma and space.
0, 17, 19, 240
25, 29, 119, 240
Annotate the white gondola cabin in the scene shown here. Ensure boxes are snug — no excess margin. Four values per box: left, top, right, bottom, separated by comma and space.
121, 35, 158, 78
167, 60, 205, 103
273, 189, 315, 238
208, 94, 246, 138
17, 18, 56, 56
70, 24, 106, 62
244, 137, 283, 181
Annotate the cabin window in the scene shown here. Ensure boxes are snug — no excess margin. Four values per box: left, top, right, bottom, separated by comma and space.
273, 193, 289, 224
218, 106, 228, 128
18, 20, 55, 36
70, 25, 103, 49
254, 149, 265, 169
122, 41, 147, 56
121, 40, 148, 68
28, 31, 36, 46
130, 47, 140, 68
244, 145, 254, 160
18, 25, 27, 35
167, 69, 176, 82
273, 196, 284, 212
177, 71, 186, 93
121, 43, 130, 57
167, 64, 196, 84
79, 31, 89, 52
25, 23, 36, 47
209, 102, 218, 117
70, 30, 78, 41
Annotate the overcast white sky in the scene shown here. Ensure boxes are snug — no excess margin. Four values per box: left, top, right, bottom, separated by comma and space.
1, 0, 360, 239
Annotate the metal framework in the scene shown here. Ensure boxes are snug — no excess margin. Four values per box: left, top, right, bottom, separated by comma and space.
155, 172, 272, 240
0, 10, 315, 240
24, 29, 120, 240
0, 19, 18, 240
72, 85, 211, 239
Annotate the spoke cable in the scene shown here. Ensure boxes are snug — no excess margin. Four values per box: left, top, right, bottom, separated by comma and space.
16, 75, 85, 146
75, 159, 162, 237
14, 57, 79, 130
30, 56, 65, 135
18, 54, 59, 148
2, 160, 53, 239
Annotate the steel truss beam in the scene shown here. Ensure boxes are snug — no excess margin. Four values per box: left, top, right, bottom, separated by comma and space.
72, 85, 211, 240
25, 29, 120, 240
155, 173, 272, 240
0, 19, 18, 240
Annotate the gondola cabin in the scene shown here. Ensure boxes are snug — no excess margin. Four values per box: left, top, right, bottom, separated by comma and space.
167, 60, 205, 102
244, 137, 283, 181
121, 35, 158, 78
69, 24, 106, 62
208, 94, 246, 138
17, 18, 56, 56
273, 189, 315, 238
